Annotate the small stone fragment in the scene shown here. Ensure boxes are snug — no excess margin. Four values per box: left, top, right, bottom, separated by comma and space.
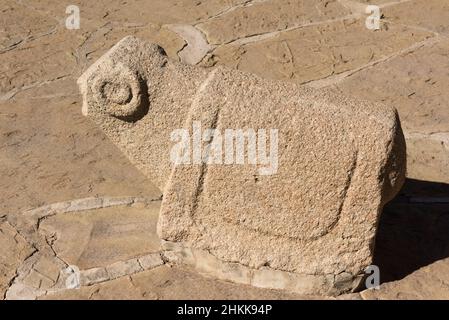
81, 267, 109, 286
106, 259, 142, 279
138, 253, 164, 270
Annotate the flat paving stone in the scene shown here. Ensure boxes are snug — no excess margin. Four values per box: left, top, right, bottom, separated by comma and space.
38, 202, 161, 269
208, 18, 431, 83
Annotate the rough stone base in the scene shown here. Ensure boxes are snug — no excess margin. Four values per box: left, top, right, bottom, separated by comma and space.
161, 241, 364, 296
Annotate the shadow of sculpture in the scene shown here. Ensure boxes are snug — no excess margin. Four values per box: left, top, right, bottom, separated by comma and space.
373, 178, 449, 283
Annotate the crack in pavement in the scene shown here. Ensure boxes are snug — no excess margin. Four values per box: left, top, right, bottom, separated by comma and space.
304, 35, 441, 88
0, 75, 72, 102
192, 0, 272, 26
5, 195, 164, 300
0, 26, 59, 54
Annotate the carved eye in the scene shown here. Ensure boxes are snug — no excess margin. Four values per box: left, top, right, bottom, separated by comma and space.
101, 81, 132, 106
91, 62, 149, 122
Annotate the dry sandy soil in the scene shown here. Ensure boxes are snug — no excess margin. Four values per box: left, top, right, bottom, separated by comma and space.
1, 0, 449, 299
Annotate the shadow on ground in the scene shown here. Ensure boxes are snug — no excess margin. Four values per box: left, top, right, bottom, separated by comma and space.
374, 178, 449, 283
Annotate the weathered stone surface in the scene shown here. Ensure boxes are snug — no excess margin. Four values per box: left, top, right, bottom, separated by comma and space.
196, 0, 349, 45
0, 221, 34, 298
161, 240, 356, 295
38, 201, 161, 269
137, 253, 164, 270
337, 38, 449, 135
2, 0, 449, 301
207, 18, 431, 84
336, 37, 449, 184
106, 259, 142, 279
5, 250, 67, 300
3, 197, 169, 300
383, 0, 449, 36
405, 133, 449, 184
42, 265, 320, 300
80, 267, 109, 286
78, 35, 405, 295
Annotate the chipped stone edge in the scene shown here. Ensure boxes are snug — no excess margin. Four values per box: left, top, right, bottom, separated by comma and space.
160, 240, 365, 296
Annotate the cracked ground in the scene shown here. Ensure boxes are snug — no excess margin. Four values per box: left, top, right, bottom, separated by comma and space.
1, 0, 449, 299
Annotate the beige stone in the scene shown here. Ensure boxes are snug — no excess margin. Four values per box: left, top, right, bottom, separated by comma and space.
192, 248, 253, 285
42, 265, 317, 300
38, 202, 161, 269
208, 17, 431, 84
196, 0, 349, 45
106, 259, 142, 279
3, 0, 448, 301
162, 240, 337, 295
0, 221, 34, 298
5, 283, 44, 300
78, 35, 406, 295
80, 267, 109, 286
127, 265, 317, 300
137, 253, 164, 270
